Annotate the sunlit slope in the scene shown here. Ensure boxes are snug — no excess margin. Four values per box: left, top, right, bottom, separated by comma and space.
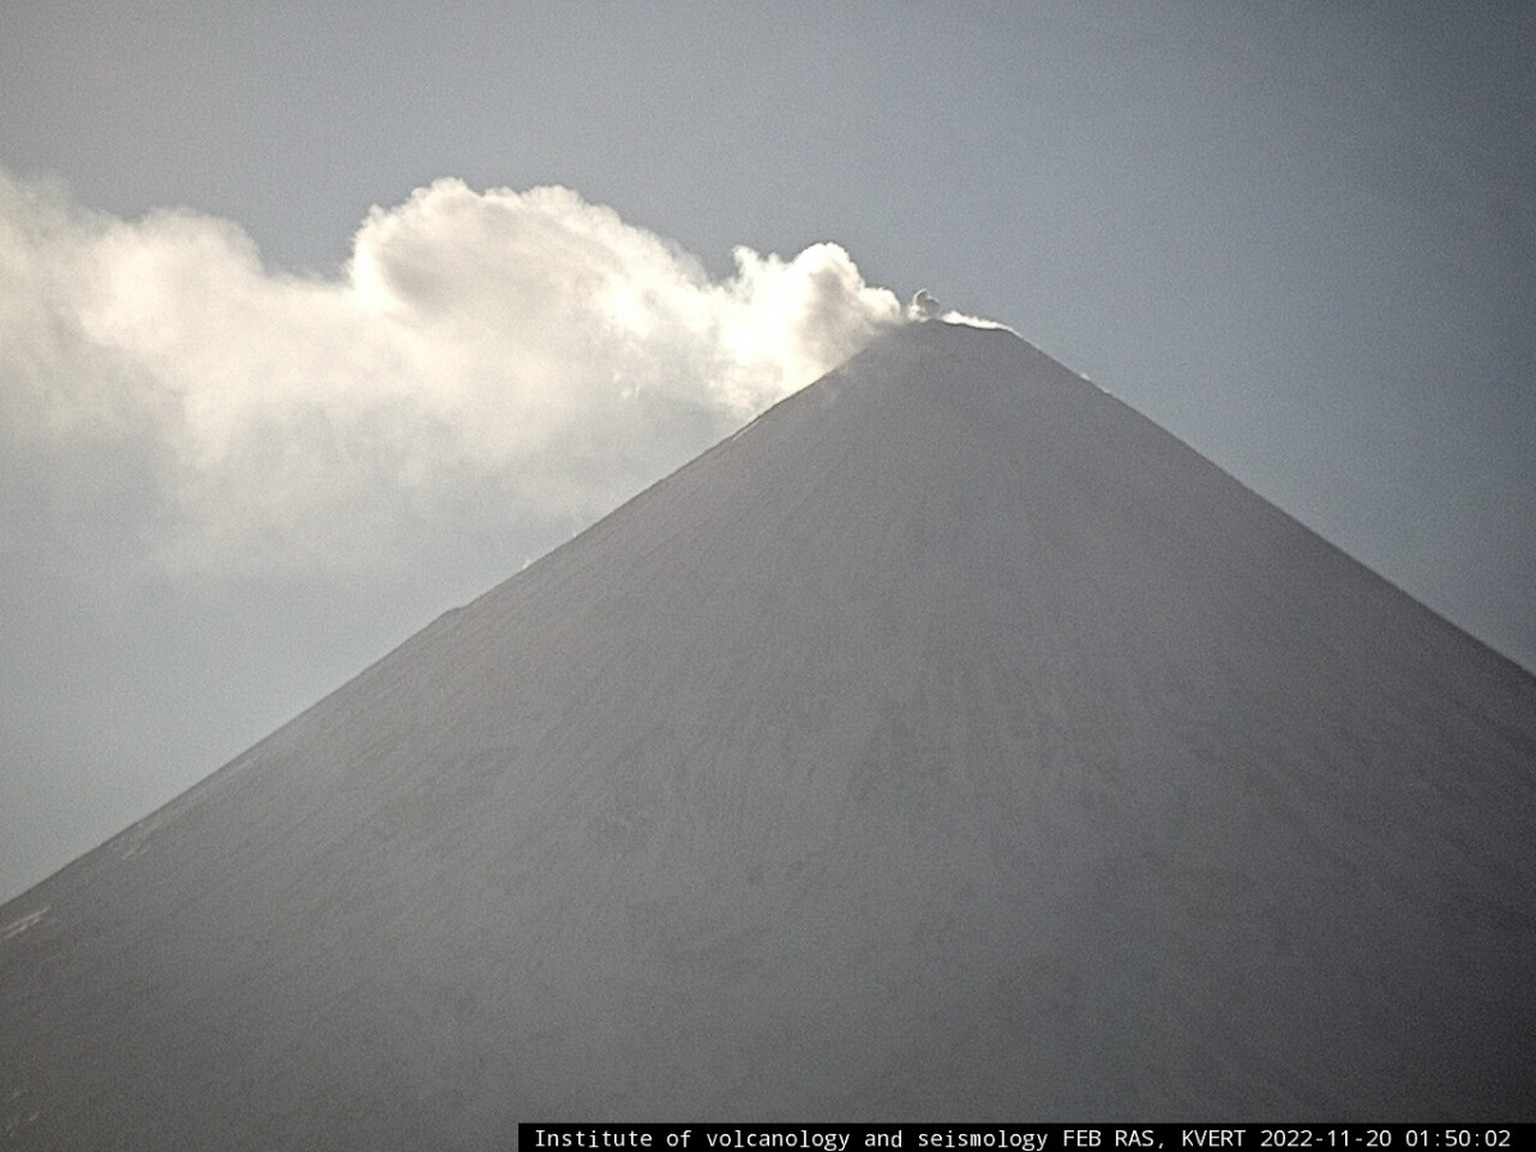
3, 322, 1533, 1145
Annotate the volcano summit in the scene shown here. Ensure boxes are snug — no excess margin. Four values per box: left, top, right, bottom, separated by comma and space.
2, 321, 1533, 1144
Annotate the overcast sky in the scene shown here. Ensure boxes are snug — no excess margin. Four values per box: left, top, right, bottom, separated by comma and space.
2, 1, 1532, 903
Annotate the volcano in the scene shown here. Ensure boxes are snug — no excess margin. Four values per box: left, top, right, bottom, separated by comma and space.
2, 322, 1533, 1145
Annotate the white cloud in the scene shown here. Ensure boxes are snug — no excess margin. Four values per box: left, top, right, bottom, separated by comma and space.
907, 287, 1014, 332
0, 172, 904, 579
907, 289, 942, 321
939, 311, 1016, 333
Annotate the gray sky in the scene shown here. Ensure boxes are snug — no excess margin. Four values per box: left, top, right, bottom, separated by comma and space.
2, 1, 1532, 903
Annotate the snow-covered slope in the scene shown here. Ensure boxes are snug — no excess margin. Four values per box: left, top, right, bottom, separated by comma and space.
2, 322, 1534, 1144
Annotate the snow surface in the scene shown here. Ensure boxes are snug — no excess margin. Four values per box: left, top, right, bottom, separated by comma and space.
1, 323, 1534, 1146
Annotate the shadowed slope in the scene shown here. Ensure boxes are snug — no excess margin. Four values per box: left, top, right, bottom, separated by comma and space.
3, 323, 1534, 1145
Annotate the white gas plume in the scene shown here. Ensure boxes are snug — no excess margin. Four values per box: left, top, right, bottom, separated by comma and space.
0, 171, 905, 578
